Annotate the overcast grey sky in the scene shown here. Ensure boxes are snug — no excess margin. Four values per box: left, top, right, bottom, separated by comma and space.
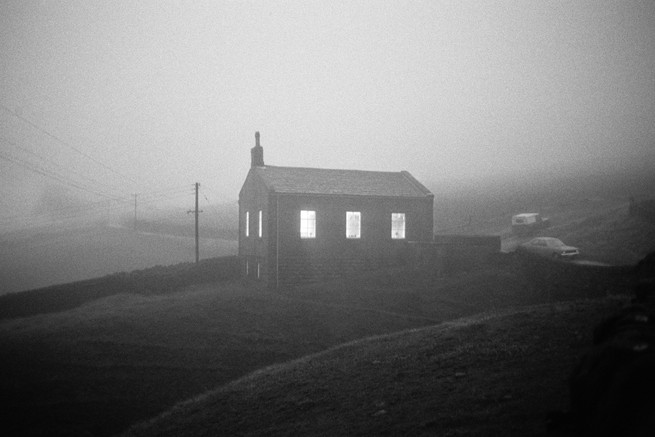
1, 1, 654, 227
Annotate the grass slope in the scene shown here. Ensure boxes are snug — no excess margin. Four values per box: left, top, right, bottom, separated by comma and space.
0, 224, 237, 295
499, 200, 655, 264
123, 297, 628, 437
0, 254, 634, 437
0, 282, 434, 437
545, 204, 655, 265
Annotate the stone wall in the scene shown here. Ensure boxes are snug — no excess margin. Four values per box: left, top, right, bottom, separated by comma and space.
276, 246, 411, 288
274, 235, 502, 288
409, 234, 501, 275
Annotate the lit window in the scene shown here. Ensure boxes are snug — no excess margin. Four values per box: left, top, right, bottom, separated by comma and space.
346, 211, 361, 239
391, 213, 405, 239
245, 211, 249, 237
258, 210, 262, 238
300, 210, 316, 238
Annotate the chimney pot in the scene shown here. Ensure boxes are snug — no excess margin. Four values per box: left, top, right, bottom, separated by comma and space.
251, 131, 264, 167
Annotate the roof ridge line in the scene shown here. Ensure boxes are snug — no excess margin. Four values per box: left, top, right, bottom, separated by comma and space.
252, 166, 433, 197
265, 165, 405, 174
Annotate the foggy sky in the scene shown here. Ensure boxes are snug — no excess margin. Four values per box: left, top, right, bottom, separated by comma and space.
1, 1, 654, 228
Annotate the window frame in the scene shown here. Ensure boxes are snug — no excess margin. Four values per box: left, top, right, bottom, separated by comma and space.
300, 210, 316, 239
391, 213, 406, 239
346, 211, 361, 239
258, 210, 263, 238
245, 211, 250, 237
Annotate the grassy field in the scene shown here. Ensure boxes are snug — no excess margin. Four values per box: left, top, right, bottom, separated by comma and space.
0, 281, 437, 437
122, 297, 629, 437
0, 223, 237, 294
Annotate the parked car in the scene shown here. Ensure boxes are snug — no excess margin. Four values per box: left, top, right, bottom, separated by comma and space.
511, 213, 550, 235
518, 237, 579, 260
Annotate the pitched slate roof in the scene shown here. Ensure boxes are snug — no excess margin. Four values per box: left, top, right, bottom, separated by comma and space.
252, 166, 433, 198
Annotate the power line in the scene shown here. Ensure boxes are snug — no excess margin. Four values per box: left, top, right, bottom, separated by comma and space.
200, 188, 226, 255
0, 198, 116, 222
0, 102, 139, 186
0, 135, 128, 198
0, 102, 214, 231
0, 150, 125, 201
0, 139, 193, 225
0, 188, 191, 223
137, 188, 193, 204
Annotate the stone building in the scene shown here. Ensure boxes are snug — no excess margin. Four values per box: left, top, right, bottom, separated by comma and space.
238, 132, 434, 288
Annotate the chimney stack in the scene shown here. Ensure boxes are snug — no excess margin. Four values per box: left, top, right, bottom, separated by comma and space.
251, 131, 264, 167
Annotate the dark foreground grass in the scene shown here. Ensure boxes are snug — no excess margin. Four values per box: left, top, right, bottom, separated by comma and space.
0, 282, 435, 437
0, 253, 636, 437
123, 297, 628, 437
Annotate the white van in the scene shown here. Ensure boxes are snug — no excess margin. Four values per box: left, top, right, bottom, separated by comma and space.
511, 213, 550, 235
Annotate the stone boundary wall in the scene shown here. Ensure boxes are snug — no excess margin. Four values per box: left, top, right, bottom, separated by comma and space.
0, 256, 240, 320
275, 235, 502, 287
276, 248, 411, 288
410, 234, 502, 275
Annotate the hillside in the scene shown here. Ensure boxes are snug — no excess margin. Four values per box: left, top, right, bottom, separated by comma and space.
496, 200, 655, 265
0, 193, 651, 436
123, 297, 628, 437
0, 253, 635, 437
430, 170, 655, 237
0, 281, 437, 437
0, 223, 237, 294
546, 204, 655, 265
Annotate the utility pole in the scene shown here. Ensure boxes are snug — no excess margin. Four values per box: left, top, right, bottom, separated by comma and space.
187, 183, 203, 263
133, 194, 138, 231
